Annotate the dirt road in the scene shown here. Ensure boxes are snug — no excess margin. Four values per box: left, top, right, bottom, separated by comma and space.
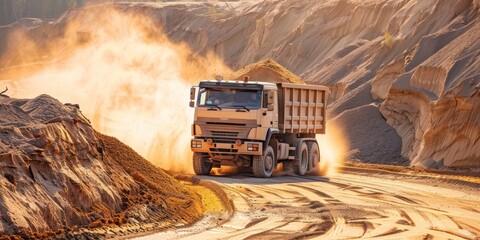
137, 169, 480, 240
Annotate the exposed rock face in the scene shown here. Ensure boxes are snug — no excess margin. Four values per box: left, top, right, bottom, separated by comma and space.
379, 19, 480, 168
371, 58, 405, 100
0, 95, 201, 235
381, 91, 480, 168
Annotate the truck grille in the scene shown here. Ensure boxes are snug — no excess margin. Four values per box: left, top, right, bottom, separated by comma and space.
209, 148, 239, 154
195, 118, 258, 139
202, 124, 249, 139
211, 131, 239, 137
209, 148, 238, 160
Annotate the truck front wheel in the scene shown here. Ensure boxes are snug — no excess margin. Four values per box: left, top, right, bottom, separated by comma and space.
253, 146, 275, 178
193, 153, 212, 175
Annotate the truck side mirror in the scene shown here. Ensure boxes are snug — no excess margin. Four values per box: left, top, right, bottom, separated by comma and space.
267, 91, 274, 111
190, 87, 196, 100
189, 87, 196, 108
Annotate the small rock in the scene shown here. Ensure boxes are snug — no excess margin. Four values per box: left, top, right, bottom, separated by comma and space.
106, 230, 116, 237
127, 218, 139, 224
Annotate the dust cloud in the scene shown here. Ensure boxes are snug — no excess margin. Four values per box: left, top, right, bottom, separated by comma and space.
211, 166, 239, 176
316, 122, 348, 176
3, 6, 230, 173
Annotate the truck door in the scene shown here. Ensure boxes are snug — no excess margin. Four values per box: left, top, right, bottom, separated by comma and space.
261, 90, 278, 128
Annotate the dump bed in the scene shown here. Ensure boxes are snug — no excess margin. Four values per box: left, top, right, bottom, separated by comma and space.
277, 83, 329, 134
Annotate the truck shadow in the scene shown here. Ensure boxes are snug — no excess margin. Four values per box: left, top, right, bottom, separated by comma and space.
198, 173, 330, 185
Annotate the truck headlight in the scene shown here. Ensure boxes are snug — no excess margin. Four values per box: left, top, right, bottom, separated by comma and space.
247, 143, 259, 151
191, 140, 202, 148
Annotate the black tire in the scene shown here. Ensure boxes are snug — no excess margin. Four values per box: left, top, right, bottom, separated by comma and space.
253, 146, 275, 178
307, 142, 320, 172
193, 153, 212, 175
297, 142, 309, 176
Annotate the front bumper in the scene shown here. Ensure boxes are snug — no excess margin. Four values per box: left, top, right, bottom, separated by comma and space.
191, 139, 262, 158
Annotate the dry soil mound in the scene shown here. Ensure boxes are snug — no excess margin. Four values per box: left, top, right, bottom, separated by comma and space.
0, 95, 201, 236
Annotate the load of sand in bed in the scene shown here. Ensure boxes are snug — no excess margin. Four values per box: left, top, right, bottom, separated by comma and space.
229, 58, 305, 84
0, 94, 202, 236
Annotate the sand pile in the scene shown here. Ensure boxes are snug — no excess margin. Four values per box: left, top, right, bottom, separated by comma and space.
0, 95, 202, 237
229, 58, 305, 84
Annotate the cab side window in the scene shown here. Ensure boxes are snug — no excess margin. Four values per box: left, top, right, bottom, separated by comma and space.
263, 91, 269, 108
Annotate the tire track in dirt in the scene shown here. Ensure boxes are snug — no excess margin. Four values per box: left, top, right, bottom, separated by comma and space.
138, 172, 480, 240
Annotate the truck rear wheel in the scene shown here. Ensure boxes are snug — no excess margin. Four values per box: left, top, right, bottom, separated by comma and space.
297, 142, 309, 175
193, 153, 212, 175
308, 142, 320, 171
253, 146, 275, 178
283, 142, 308, 175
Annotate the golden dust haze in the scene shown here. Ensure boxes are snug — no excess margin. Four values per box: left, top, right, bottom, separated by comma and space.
316, 122, 348, 176
2, 5, 346, 176
2, 6, 230, 173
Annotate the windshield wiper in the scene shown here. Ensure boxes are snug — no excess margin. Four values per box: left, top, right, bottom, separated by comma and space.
207, 104, 222, 110
233, 105, 250, 112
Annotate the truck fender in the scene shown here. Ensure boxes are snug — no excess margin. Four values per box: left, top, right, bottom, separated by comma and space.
293, 138, 316, 161
264, 128, 280, 151
264, 128, 280, 168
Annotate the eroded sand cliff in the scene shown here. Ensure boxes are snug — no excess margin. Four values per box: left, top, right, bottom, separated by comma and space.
0, 95, 202, 236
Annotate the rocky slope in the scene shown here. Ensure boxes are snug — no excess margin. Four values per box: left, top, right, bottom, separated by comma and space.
0, 94, 202, 236
0, 0, 479, 169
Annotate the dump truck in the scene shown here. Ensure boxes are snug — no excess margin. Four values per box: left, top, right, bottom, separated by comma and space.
189, 78, 329, 177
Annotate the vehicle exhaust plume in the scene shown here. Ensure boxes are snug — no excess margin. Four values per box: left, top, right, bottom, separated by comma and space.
1, 5, 231, 174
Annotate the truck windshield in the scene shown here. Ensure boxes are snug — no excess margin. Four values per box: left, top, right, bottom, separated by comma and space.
197, 88, 262, 110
